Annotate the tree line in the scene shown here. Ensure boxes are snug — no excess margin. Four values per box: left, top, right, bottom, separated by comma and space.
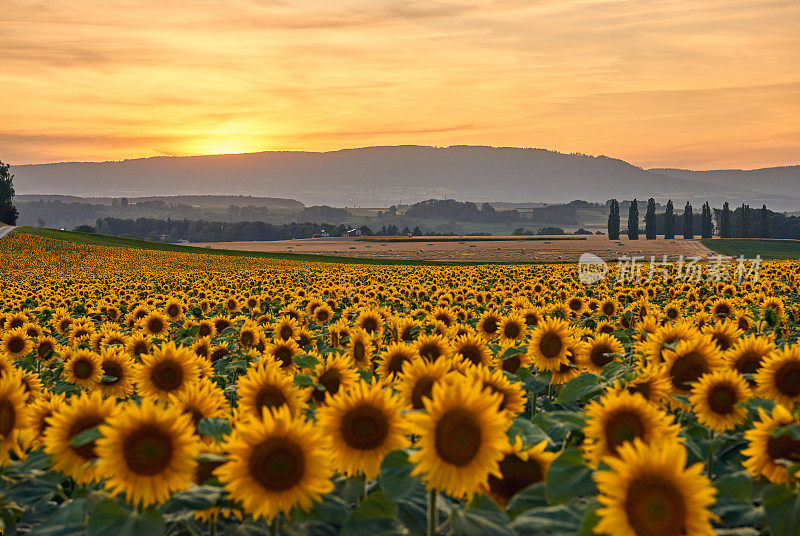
608, 199, 800, 239
0, 162, 18, 225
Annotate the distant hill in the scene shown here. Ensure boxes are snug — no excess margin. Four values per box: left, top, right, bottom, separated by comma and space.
11, 145, 800, 209
15, 194, 304, 209
651, 166, 800, 202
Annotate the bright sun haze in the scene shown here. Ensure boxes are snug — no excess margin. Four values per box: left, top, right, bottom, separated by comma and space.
1, 0, 798, 168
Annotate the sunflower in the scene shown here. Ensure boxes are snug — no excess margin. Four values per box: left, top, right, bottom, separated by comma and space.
266, 338, 303, 372
356, 308, 383, 335
375, 342, 417, 383
0, 372, 29, 466
703, 319, 742, 353
317, 383, 408, 478
309, 354, 359, 406
35, 335, 58, 362
616, 366, 672, 406
529, 317, 574, 372
273, 316, 300, 341
662, 335, 724, 399
599, 298, 617, 318
755, 345, 800, 407
236, 361, 305, 419
414, 333, 449, 363
689, 369, 750, 432
565, 295, 587, 316
0, 327, 31, 359
466, 365, 526, 417
392, 317, 419, 343
126, 332, 153, 359
725, 334, 775, 386
579, 334, 624, 374
406, 377, 509, 498
582, 390, 681, 467
27, 393, 65, 448
494, 345, 532, 374
43, 391, 119, 483
133, 341, 201, 402
397, 357, 452, 410
477, 310, 502, 339
639, 320, 697, 366
595, 439, 716, 536
482, 438, 557, 507
312, 303, 333, 324
208, 343, 230, 363
140, 311, 170, 337
97, 346, 135, 398
709, 298, 736, 318
171, 378, 229, 432
347, 330, 375, 369
192, 336, 213, 359
63, 349, 103, 389
163, 298, 185, 321
742, 404, 800, 484
214, 406, 334, 521
498, 314, 527, 343
95, 399, 198, 507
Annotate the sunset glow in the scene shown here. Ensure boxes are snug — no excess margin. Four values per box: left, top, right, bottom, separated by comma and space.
2, 0, 798, 168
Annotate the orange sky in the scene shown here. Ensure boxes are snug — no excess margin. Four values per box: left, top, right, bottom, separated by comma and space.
2, 0, 799, 169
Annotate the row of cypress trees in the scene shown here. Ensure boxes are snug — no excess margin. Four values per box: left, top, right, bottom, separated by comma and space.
607, 199, 769, 240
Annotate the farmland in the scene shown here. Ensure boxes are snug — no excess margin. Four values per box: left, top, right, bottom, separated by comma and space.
0, 231, 799, 535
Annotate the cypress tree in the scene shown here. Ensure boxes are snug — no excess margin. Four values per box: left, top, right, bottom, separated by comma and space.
760, 205, 770, 238
701, 202, 712, 239
664, 200, 675, 239
740, 204, 750, 237
627, 199, 639, 240
683, 202, 694, 239
720, 202, 731, 238
608, 199, 620, 240
645, 198, 656, 239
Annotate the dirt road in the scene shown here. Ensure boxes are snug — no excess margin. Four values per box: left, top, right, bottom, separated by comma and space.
186, 236, 718, 263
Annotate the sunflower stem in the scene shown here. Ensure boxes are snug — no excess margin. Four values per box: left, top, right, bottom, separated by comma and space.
706, 429, 715, 478
530, 393, 537, 419
427, 489, 438, 536
209, 518, 217, 536
269, 516, 280, 536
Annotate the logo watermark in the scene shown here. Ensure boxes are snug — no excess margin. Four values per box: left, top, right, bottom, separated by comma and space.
578, 254, 760, 284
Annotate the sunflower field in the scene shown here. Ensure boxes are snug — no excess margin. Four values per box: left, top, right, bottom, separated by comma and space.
1, 232, 800, 535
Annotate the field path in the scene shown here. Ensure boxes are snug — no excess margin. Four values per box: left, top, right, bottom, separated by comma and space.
188, 235, 721, 263
0, 226, 15, 240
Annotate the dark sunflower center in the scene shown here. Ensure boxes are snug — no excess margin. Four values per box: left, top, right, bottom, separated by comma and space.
387, 354, 410, 375
734, 352, 762, 378
707, 384, 737, 414
482, 317, 498, 334
767, 433, 800, 464
254, 385, 288, 413
487, 454, 545, 504
167, 305, 180, 317
590, 344, 615, 368
362, 317, 379, 333
502, 356, 521, 373
504, 322, 522, 339
624, 475, 687, 536
279, 326, 294, 340
7, 337, 25, 354
147, 318, 164, 333
240, 331, 254, 346
340, 405, 389, 450
132, 341, 148, 356
604, 410, 645, 455
711, 333, 732, 351
248, 438, 305, 491
73, 358, 95, 379
273, 347, 293, 368
68, 415, 105, 460
539, 332, 563, 359
353, 341, 366, 362
122, 424, 175, 476
569, 299, 582, 311
0, 400, 17, 437
101, 360, 123, 385
626, 382, 653, 400
524, 313, 539, 327
150, 360, 184, 392
198, 324, 212, 337
314, 369, 341, 403
195, 458, 225, 485
602, 303, 615, 316
485, 383, 508, 411
210, 347, 229, 362
775, 362, 800, 397
459, 345, 482, 365
37, 341, 53, 358
669, 352, 709, 392
401, 326, 414, 342
434, 408, 482, 467
411, 377, 436, 409
715, 304, 731, 316
418, 342, 443, 362
316, 310, 330, 322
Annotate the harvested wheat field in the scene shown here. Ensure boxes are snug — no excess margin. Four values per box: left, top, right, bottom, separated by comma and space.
187, 235, 719, 262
